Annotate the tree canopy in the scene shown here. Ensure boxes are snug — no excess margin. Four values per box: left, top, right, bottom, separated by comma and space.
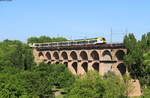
65, 71, 126, 98
27, 36, 68, 43
0, 40, 35, 70
123, 32, 150, 88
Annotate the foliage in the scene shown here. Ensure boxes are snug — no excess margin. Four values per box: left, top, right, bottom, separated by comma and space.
27, 36, 68, 43
19, 71, 53, 97
123, 33, 150, 83
143, 50, 150, 73
0, 66, 25, 98
123, 33, 144, 78
141, 86, 150, 98
0, 66, 54, 98
35, 63, 76, 88
123, 32, 150, 97
0, 40, 35, 70
65, 71, 126, 98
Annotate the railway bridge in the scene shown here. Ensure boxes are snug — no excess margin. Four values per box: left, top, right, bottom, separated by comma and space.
33, 43, 127, 76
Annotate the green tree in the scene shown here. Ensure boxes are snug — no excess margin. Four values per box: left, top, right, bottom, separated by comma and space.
142, 86, 150, 98
65, 71, 126, 98
34, 63, 75, 88
0, 40, 35, 70
0, 66, 26, 98
143, 50, 150, 73
140, 32, 150, 51
123, 34, 144, 78
0, 66, 54, 98
19, 71, 53, 98
123, 32, 150, 91
27, 36, 67, 43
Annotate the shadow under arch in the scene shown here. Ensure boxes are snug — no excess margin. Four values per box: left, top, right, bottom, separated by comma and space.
53, 52, 59, 60
81, 62, 88, 73
117, 63, 126, 75
61, 52, 68, 60
116, 50, 125, 60
92, 62, 99, 72
63, 62, 68, 68
72, 62, 78, 74
55, 62, 60, 64
80, 51, 88, 60
38, 52, 44, 57
102, 50, 112, 60
70, 51, 77, 60
90, 50, 99, 60
47, 61, 51, 64
45, 52, 51, 60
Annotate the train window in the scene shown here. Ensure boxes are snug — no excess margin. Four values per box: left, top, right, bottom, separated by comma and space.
48, 43, 52, 46
41, 44, 44, 46
41, 44, 48, 46
89, 40, 97, 43
65, 42, 68, 46
80, 41, 85, 44
77, 41, 80, 44
62, 42, 65, 46
35, 44, 39, 46
73, 42, 77, 44
68, 42, 72, 45
52, 43, 57, 46
69, 41, 76, 45
71, 42, 73, 44
83, 41, 88, 44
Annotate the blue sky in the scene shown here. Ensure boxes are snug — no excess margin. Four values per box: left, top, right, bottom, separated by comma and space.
0, 0, 150, 43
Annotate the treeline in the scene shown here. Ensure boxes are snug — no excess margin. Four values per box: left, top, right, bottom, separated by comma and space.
27, 36, 68, 43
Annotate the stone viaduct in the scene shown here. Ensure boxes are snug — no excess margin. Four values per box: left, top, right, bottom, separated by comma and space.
33, 43, 127, 76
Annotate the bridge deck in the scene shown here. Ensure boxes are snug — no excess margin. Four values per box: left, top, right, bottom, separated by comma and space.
35, 43, 125, 51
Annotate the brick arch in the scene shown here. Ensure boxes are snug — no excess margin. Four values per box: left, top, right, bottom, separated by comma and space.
117, 63, 126, 75
90, 50, 99, 60
53, 52, 59, 60
115, 50, 125, 60
45, 52, 51, 60
70, 51, 77, 60
38, 52, 44, 57
72, 62, 78, 74
47, 61, 51, 64
92, 62, 99, 72
102, 50, 112, 60
61, 51, 68, 60
80, 51, 88, 60
81, 62, 88, 73
55, 61, 60, 64
38, 52, 44, 60
63, 62, 68, 67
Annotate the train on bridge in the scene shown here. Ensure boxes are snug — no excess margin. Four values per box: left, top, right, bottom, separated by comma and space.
29, 37, 106, 48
